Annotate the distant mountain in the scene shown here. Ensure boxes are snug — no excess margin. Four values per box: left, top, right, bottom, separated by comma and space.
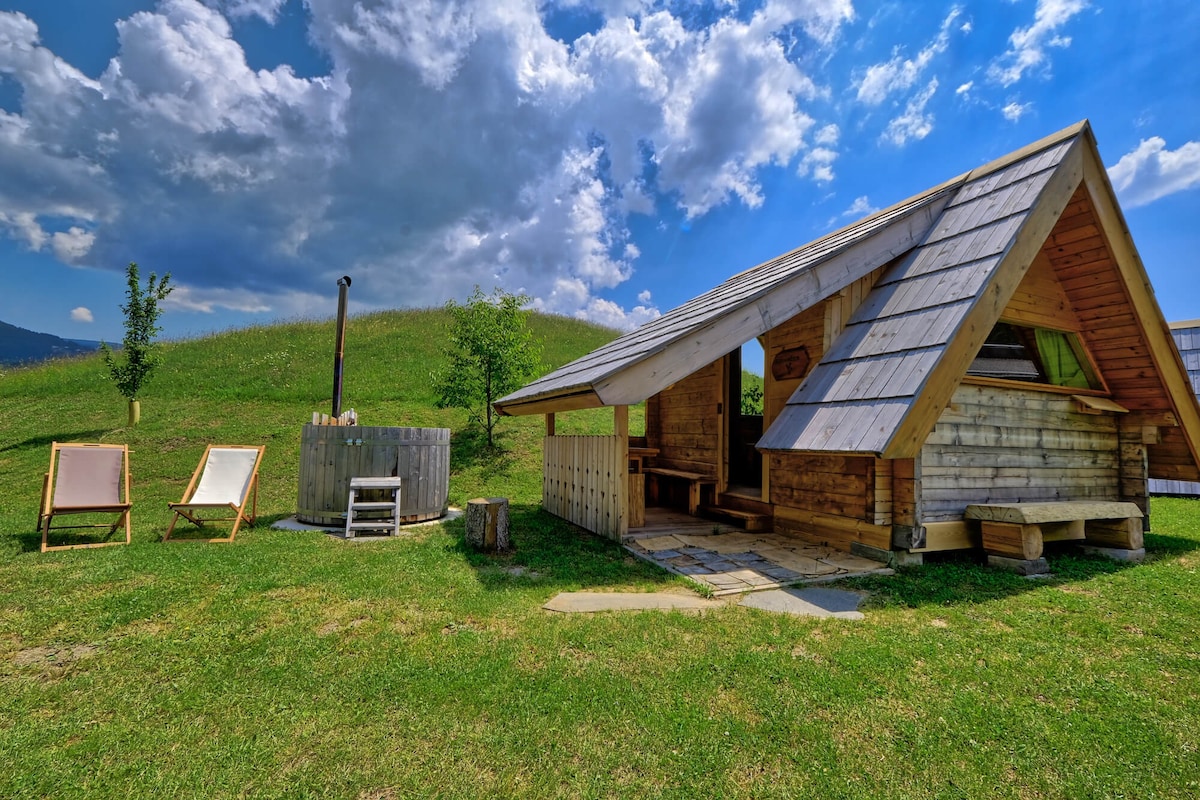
0, 320, 100, 366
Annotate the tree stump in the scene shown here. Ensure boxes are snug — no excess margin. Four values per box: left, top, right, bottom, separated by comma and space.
466, 497, 509, 552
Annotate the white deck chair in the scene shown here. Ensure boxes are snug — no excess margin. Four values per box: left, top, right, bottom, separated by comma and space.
165, 445, 264, 542
38, 442, 132, 553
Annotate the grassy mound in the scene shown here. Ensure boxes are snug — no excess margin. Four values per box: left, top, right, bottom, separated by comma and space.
2, 311, 1200, 798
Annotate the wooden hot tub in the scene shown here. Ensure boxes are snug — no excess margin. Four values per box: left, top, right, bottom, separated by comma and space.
297, 424, 450, 526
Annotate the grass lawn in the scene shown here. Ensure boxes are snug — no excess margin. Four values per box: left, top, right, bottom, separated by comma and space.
2, 310, 1199, 798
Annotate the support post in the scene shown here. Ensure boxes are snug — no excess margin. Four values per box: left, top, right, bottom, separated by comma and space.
331, 275, 352, 419
545, 413, 555, 437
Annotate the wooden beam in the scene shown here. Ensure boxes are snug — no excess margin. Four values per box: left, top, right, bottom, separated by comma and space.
1080, 144, 1200, 479
614, 405, 629, 438
493, 389, 604, 417
545, 413, 555, 437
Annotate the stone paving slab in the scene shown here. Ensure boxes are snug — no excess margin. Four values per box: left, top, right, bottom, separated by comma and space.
739, 587, 866, 620
542, 587, 868, 620
543, 592, 721, 613
625, 528, 894, 595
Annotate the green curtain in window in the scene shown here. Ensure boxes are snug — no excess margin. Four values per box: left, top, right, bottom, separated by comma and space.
1034, 329, 1090, 388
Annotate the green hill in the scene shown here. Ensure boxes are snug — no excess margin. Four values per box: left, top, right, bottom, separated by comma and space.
0, 308, 621, 549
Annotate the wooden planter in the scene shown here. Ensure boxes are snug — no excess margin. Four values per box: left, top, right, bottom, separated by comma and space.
297, 424, 450, 526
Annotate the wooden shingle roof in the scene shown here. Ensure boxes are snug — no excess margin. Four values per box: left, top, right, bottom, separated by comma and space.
757, 130, 1085, 455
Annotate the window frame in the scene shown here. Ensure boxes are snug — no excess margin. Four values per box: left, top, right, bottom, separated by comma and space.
962, 319, 1110, 396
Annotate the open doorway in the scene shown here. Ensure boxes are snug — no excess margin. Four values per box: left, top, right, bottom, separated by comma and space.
727, 340, 765, 491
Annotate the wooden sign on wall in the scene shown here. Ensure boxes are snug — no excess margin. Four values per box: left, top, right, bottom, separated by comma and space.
770, 346, 811, 381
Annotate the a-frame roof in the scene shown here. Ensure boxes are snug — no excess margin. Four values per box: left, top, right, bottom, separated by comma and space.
757, 127, 1084, 456
496, 121, 1200, 480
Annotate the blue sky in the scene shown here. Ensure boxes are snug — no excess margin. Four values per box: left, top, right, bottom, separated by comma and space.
0, 0, 1198, 346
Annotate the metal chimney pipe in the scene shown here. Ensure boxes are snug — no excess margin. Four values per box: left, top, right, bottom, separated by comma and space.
332, 275, 352, 419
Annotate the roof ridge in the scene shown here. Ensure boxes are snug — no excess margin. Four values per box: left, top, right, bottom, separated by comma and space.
961, 119, 1090, 185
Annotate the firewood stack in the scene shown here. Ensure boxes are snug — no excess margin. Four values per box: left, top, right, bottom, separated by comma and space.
311, 409, 358, 426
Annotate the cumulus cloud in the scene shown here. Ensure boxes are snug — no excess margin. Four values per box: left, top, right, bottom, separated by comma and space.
1108, 136, 1200, 209
0, 0, 856, 328
882, 78, 939, 146
70, 306, 93, 323
855, 7, 960, 106
988, 0, 1089, 87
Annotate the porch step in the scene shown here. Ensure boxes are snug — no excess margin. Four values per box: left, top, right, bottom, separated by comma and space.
699, 505, 773, 532
716, 491, 773, 517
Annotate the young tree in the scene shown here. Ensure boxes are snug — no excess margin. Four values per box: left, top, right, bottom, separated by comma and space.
435, 286, 543, 448
101, 262, 173, 426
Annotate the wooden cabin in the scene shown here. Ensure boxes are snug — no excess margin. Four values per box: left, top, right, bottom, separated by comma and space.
494, 121, 1200, 566
1149, 320, 1200, 497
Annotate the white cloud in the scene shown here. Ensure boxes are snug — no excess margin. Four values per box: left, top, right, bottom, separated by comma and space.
1001, 101, 1031, 122
51, 227, 95, 261
0, 0, 856, 325
637, 289, 652, 304
843, 196, 879, 218
1108, 136, 1200, 209
577, 296, 662, 332
882, 78, 939, 146
988, 0, 1089, 87
956, 81, 973, 96
70, 306, 93, 323
813, 123, 839, 146
204, 0, 287, 22
855, 7, 960, 106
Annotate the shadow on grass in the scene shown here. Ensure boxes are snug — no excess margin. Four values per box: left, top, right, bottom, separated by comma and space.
850, 534, 1200, 610
0, 430, 113, 453
442, 502, 679, 592
7, 523, 129, 554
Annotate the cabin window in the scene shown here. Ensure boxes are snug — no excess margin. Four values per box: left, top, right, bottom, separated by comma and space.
967, 322, 1101, 390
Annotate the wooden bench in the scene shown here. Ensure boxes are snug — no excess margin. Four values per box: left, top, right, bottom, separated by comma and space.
965, 501, 1144, 561
644, 467, 716, 515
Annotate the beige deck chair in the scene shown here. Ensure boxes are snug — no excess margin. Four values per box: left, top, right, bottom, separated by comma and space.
165, 445, 265, 542
39, 442, 132, 553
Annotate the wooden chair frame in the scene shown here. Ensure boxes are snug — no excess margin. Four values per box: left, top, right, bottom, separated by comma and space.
165, 445, 265, 543
38, 442, 132, 553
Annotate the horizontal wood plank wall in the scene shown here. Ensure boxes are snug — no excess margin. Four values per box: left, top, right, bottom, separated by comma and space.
1047, 185, 1198, 480
1003, 250, 1081, 330
1118, 418, 1150, 528
920, 384, 1120, 522
769, 452, 890, 550
649, 360, 722, 475
543, 435, 626, 540
763, 303, 825, 432
892, 458, 918, 528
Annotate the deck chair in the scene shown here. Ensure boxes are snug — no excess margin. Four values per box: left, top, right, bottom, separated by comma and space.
165, 445, 265, 543
39, 442, 132, 553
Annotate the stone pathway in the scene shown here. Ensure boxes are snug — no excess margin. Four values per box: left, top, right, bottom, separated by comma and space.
625, 529, 892, 596
739, 587, 865, 619
542, 586, 867, 620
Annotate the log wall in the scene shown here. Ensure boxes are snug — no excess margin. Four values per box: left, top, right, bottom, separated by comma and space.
543, 435, 627, 540
646, 360, 723, 476
769, 452, 891, 550
919, 384, 1121, 522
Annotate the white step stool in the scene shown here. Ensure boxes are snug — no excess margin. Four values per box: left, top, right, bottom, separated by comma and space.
345, 477, 403, 538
